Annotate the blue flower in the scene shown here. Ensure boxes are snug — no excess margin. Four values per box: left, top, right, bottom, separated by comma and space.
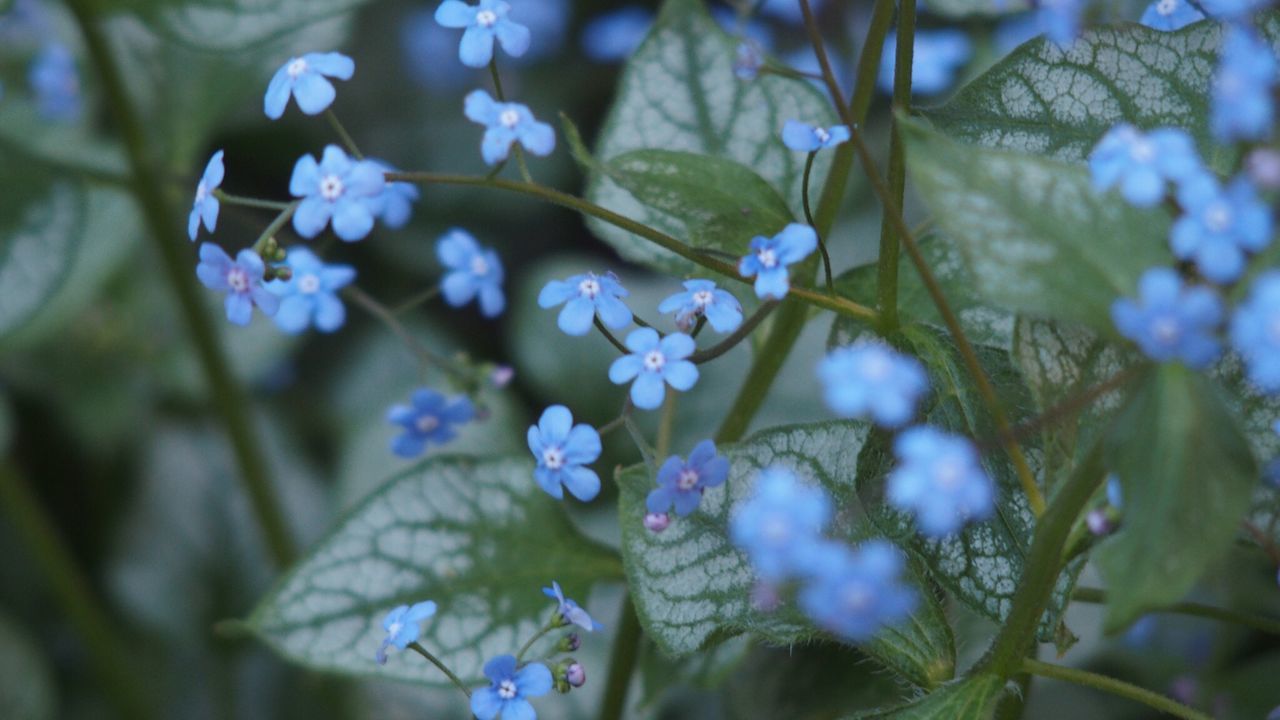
435, 0, 530, 68
1230, 271, 1280, 393
1088, 124, 1202, 207
1171, 173, 1272, 283
289, 145, 386, 242
1106, 474, 1123, 509
368, 159, 419, 229
580, 7, 652, 63
1112, 268, 1224, 368
28, 43, 80, 122
818, 342, 929, 428
195, 243, 280, 326
1200, 0, 1270, 20
879, 30, 972, 96
734, 42, 764, 81
646, 439, 730, 517
437, 229, 505, 318
738, 223, 818, 300
267, 247, 355, 334
1212, 26, 1276, 143
781, 121, 851, 152
608, 328, 699, 410
507, 0, 569, 63
464, 90, 556, 165
263, 51, 354, 120
387, 389, 476, 458
375, 601, 437, 664
729, 466, 831, 583
887, 426, 995, 538
658, 279, 743, 333
471, 655, 552, 720
188, 150, 225, 241
1034, 0, 1086, 46
542, 581, 602, 631
797, 540, 917, 642
537, 271, 632, 336
1140, 0, 1205, 31
528, 405, 602, 501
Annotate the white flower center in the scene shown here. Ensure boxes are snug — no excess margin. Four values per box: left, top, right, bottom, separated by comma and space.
861, 351, 892, 380
692, 289, 714, 308
498, 678, 518, 699
814, 127, 831, 144
499, 109, 521, 128
320, 174, 345, 201
195, 181, 208, 202
469, 254, 490, 276
761, 515, 789, 542
934, 458, 964, 489
226, 267, 249, 293
1156, 0, 1178, 15
578, 277, 601, 299
297, 273, 321, 294
643, 350, 666, 372
757, 248, 778, 268
476, 9, 498, 27
415, 414, 440, 434
841, 583, 872, 613
1204, 202, 1232, 233
542, 446, 565, 470
287, 58, 308, 79
387, 621, 403, 637
676, 468, 700, 491
1129, 138, 1155, 163
1151, 316, 1181, 345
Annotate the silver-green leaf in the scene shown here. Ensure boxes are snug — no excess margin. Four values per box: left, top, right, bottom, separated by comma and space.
846, 675, 1007, 720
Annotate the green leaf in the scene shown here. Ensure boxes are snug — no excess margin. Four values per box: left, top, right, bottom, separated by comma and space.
927, 16, 1280, 165
846, 675, 1007, 720
902, 119, 1173, 331
1098, 364, 1259, 632
0, 611, 55, 720
618, 421, 957, 690
248, 454, 623, 684
585, 0, 836, 273
722, 643, 906, 720
926, 0, 1029, 17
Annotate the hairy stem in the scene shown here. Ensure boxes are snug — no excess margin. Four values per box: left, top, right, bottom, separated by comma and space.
876, 0, 915, 333
597, 595, 643, 720
408, 642, 472, 697
1071, 587, 1280, 636
515, 622, 557, 663
1021, 659, 1213, 720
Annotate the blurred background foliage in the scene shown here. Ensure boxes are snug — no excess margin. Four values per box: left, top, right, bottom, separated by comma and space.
0, 0, 1277, 718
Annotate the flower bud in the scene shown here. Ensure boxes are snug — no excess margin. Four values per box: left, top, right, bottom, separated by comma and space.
558, 632, 581, 653
1086, 509, 1114, 537
565, 662, 586, 688
490, 365, 515, 388
1247, 148, 1280, 190
643, 512, 671, 533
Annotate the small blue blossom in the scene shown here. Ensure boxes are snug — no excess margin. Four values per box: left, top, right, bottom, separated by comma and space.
1230, 271, 1280, 393
537, 271, 632, 336
580, 7, 653, 62
471, 655, 552, 720
438, 229, 505, 318
797, 540, 917, 642
1140, 0, 1205, 31
387, 389, 476, 458
729, 466, 832, 583
658, 279, 743, 333
818, 342, 929, 428
1212, 26, 1277, 143
464, 89, 556, 165
879, 30, 972, 96
195, 243, 280, 326
887, 426, 995, 537
1035, 0, 1087, 46
781, 120, 851, 152
267, 247, 355, 334
367, 159, 419, 229
29, 43, 80, 122
608, 329, 699, 410
646, 440, 730, 517
528, 405, 602, 501
1171, 172, 1272, 283
1113, 268, 1223, 368
263, 51, 354, 120
734, 42, 764, 81
188, 150, 225, 241
375, 601, 437, 665
542, 581, 603, 631
1089, 124, 1202, 207
435, 0, 530, 68
739, 223, 818, 300
289, 145, 386, 242
1106, 474, 1123, 509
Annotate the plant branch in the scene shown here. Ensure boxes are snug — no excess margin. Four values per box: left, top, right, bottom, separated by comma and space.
801, 152, 835, 292
345, 286, 467, 379
979, 366, 1141, 453
1021, 658, 1213, 720
408, 642, 472, 697
690, 301, 778, 363
213, 190, 293, 212
325, 108, 363, 159
593, 317, 630, 354
1071, 587, 1280, 636
597, 595, 643, 720
877, 0, 915, 333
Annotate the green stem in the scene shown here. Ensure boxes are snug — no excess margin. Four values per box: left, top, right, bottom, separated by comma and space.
407, 642, 472, 697
689, 301, 778, 364
1071, 587, 1280, 636
488, 58, 507, 101
392, 285, 442, 315
850, 0, 898, 123
325, 108, 363, 160
345, 286, 469, 380
656, 390, 677, 458
67, 0, 297, 568
251, 201, 300, 256
801, 152, 834, 293
799, 0, 849, 117
515, 623, 557, 663
593, 317, 629, 355
213, 190, 292, 212
876, 0, 915, 333
0, 463, 154, 720
1021, 659, 1213, 720
597, 595, 643, 720
715, 299, 809, 443
387, 172, 878, 323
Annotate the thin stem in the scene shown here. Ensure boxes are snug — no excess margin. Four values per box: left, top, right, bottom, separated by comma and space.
656, 390, 677, 459
345, 286, 466, 379
597, 595, 643, 720
251, 201, 300, 256
392, 285, 442, 315
1071, 587, 1280, 636
515, 146, 534, 184
877, 0, 916, 333
716, 299, 808, 443
515, 623, 557, 662
799, 0, 850, 122
801, 152, 834, 292
67, 0, 297, 568
981, 366, 1140, 453
850, 0, 898, 124
594, 317, 630, 354
1021, 659, 1213, 720
488, 58, 506, 101
213, 190, 292, 212
690, 301, 778, 364
408, 642, 472, 697
387, 172, 879, 324
597, 406, 631, 438
325, 108, 363, 159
